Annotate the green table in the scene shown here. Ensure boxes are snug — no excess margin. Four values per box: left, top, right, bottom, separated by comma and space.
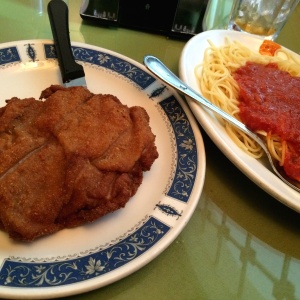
0, 1, 300, 299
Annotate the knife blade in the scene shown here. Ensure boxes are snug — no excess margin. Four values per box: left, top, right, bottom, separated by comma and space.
47, 0, 87, 88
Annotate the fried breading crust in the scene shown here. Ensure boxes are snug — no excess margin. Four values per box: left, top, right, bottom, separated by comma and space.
0, 85, 158, 241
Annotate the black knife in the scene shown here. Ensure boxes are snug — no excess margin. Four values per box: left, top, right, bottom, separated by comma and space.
47, 0, 87, 87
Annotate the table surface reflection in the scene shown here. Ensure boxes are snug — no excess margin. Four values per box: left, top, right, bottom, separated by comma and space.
0, 1, 300, 299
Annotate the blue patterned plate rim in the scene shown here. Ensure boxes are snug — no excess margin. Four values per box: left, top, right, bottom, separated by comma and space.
0, 39, 206, 299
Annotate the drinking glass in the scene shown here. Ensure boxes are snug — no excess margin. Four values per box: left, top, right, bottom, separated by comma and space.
228, 0, 300, 40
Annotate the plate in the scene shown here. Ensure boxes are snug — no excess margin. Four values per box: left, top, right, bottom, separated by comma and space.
179, 29, 300, 212
0, 40, 205, 299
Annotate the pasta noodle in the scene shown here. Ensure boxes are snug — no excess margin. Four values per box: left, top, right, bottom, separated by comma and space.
195, 38, 300, 166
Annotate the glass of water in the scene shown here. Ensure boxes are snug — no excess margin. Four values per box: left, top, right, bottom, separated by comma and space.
228, 0, 300, 40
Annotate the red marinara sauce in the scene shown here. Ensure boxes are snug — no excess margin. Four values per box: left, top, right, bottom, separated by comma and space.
233, 62, 300, 181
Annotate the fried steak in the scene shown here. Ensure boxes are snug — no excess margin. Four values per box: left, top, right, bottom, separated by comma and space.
0, 85, 158, 241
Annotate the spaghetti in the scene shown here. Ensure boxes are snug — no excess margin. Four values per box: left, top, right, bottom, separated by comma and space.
196, 38, 300, 180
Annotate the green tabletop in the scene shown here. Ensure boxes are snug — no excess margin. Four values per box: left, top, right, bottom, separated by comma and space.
0, 1, 300, 299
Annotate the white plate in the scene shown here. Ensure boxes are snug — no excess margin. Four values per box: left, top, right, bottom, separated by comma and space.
179, 29, 300, 212
0, 40, 205, 299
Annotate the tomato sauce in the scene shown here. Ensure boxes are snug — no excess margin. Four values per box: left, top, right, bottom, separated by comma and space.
233, 62, 300, 180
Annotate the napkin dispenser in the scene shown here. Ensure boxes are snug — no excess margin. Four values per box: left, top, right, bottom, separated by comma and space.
80, 0, 208, 39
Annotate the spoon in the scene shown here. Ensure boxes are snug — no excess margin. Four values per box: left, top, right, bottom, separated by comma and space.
143, 55, 300, 193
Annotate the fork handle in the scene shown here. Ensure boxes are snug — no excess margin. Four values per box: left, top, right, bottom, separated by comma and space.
144, 55, 266, 145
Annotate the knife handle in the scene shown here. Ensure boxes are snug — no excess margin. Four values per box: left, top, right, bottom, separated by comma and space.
47, 0, 84, 83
